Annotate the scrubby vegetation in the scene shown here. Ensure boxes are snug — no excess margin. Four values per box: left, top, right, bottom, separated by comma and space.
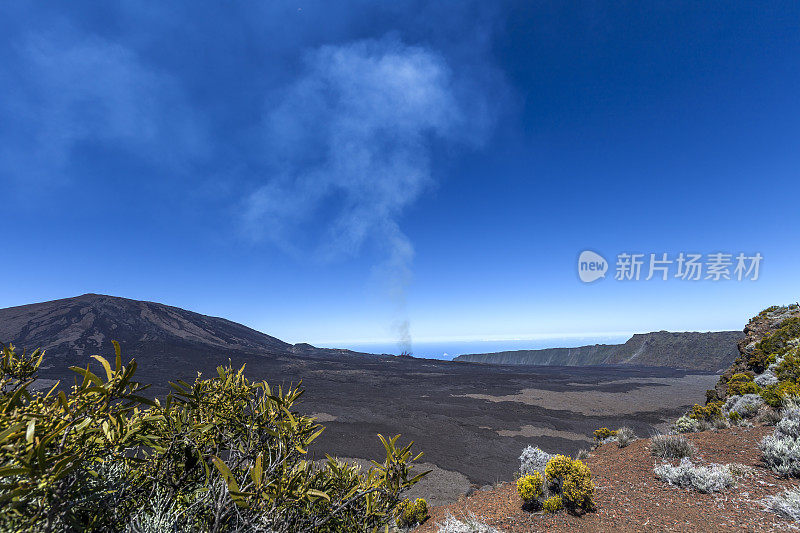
518, 445, 551, 476
689, 401, 723, 421
764, 486, 800, 522
760, 401, 800, 477
514, 448, 595, 516
396, 497, 428, 528
650, 434, 695, 459
726, 373, 759, 396
653, 458, 734, 493
614, 427, 636, 448
543, 455, 594, 513
516, 472, 543, 502
724, 393, 763, 419
0, 343, 426, 532
761, 381, 800, 408
592, 427, 617, 441
435, 513, 501, 533
674, 415, 700, 433
542, 495, 563, 513
591, 426, 636, 448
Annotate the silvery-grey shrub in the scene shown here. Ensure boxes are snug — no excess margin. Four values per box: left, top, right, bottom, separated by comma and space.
615, 427, 636, 448
713, 417, 731, 430
519, 446, 551, 476
761, 435, 800, 476
674, 415, 699, 433
436, 513, 503, 533
760, 401, 800, 476
724, 394, 764, 419
651, 434, 695, 459
755, 370, 778, 387
764, 487, 800, 522
653, 458, 734, 493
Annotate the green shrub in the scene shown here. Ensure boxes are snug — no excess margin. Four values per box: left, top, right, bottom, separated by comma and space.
544, 456, 594, 513
689, 401, 723, 421
776, 349, 800, 383
728, 411, 742, 423
757, 317, 800, 359
542, 495, 563, 513
748, 349, 774, 375
544, 454, 573, 491
396, 498, 428, 528
561, 460, 594, 512
727, 373, 760, 396
593, 427, 617, 441
516, 472, 543, 501
760, 305, 785, 316
0, 343, 427, 532
761, 381, 800, 408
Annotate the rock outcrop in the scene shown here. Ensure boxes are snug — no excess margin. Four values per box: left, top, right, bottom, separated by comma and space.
710, 304, 800, 402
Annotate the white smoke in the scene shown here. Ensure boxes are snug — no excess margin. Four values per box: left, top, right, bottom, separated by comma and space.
245, 36, 494, 353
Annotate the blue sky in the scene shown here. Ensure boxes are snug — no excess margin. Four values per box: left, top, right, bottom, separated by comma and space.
2, 2, 799, 355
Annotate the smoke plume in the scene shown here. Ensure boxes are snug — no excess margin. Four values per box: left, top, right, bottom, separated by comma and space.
244, 36, 494, 352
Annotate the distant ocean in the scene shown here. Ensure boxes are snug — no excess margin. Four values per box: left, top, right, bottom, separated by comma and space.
320, 335, 631, 361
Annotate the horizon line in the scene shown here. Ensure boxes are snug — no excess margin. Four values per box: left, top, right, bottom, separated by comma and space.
301, 329, 736, 346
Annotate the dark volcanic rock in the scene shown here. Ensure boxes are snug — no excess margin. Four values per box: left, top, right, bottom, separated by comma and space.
454, 330, 744, 372
0, 294, 374, 376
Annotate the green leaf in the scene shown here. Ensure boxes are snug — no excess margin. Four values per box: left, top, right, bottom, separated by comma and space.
92, 355, 113, 381
0, 422, 26, 443
407, 469, 432, 484
0, 466, 29, 477
125, 394, 157, 407
69, 366, 103, 386
25, 419, 35, 443
307, 489, 330, 501
211, 456, 240, 493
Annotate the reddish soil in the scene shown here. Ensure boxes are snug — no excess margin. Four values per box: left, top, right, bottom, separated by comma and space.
416, 425, 799, 532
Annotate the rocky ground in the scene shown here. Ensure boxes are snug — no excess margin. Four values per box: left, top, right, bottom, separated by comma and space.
416, 424, 796, 532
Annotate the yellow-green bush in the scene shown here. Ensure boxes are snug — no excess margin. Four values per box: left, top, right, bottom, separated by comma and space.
726, 373, 760, 396
0, 343, 427, 532
689, 401, 723, 421
761, 380, 800, 408
544, 454, 573, 484
542, 495, 563, 513
396, 498, 428, 528
544, 455, 595, 513
516, 472, 543, 501
561, 460, 594, 512
757, 317, 800, 359
775, 348, 800, 383
593, 427, 617, 441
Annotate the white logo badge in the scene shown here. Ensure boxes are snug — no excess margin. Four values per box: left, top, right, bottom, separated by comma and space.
578, 250, 607, 283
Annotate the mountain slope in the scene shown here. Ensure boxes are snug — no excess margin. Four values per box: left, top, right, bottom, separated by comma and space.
0, 294, 370, 371
454, 330, 744, 372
